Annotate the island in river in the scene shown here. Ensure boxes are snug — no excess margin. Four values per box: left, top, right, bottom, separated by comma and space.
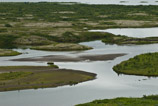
113, 52, 158, 76
0, 65, 96, 92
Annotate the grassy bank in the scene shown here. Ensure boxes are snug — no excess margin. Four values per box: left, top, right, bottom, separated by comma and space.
76, 95, 158, 106
0, 49, 21, 56
31, 43, 92, 51
113, 52, 158, 76
0, 65, 96, 92
102, 35, 158, 45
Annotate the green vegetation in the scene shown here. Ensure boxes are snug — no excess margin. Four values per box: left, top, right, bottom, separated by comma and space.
102, 35, 158, 45
1, 3, 158, 48
0, 72, 32, 80
0, 34, 18, 48
4, 24, 12, 27
1, 3, 158, 24
31, 43, 93, 51
0, 49, 21, 56
76, 95, 158, 106
13, 35, 54, 45
47, 62, 59, 68
113, 52, 158, 76
0, 66, 96, 92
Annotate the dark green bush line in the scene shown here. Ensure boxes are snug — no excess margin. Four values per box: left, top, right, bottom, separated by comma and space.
0, 34, 18, 48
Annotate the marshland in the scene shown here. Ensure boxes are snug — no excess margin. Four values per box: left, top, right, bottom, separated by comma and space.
0, 2, 158, 106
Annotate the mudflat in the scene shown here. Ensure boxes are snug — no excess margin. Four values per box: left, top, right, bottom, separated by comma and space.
11, 53, 126, 62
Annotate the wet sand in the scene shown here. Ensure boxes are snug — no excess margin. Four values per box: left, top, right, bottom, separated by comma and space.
11, 53, 126, 62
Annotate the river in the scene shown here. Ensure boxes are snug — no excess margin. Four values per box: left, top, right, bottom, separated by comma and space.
90, 27, 158, 38
0, 28, 158, 106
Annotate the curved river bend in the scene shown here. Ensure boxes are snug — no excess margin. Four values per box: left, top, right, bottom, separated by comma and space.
0, 28, 158, 106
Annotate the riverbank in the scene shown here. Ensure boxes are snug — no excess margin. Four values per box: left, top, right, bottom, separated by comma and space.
0, 65, 96, 92
76, 95, 158, 106
31, 43, 92, 51
0, 49, 21, 56
113, 52, 158, 76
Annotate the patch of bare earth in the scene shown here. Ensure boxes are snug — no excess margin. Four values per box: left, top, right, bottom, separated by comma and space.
23, 21, 72, 28
13, 36, 53, 45
111, 20, 152, 27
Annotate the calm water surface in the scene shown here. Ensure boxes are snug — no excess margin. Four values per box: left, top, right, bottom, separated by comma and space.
90, 27, 158, 38
0, 28, 158, 106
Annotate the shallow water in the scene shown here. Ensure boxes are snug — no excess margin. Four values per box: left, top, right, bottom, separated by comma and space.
1, 0, 158, 5
90, 27, 158, 38
0, 40, 158, 106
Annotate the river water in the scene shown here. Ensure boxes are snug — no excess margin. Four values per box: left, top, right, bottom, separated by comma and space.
1, 0, 158, 5
90, 27, 158, 38
0, 27, 158, 106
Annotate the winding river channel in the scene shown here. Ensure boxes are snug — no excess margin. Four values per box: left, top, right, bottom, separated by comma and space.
0, 28, 158, 106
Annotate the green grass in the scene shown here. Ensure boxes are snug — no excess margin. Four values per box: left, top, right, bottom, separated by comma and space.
31, 43, 93, 51
0, 34, 18, 48
1, 3, 158, 48
0, 72, 32, 81
76, 95, 158, 106
0, 66, 96, 92
0, 3, 158, 22
0, 49, 21, 56
113, 52, 158, 76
